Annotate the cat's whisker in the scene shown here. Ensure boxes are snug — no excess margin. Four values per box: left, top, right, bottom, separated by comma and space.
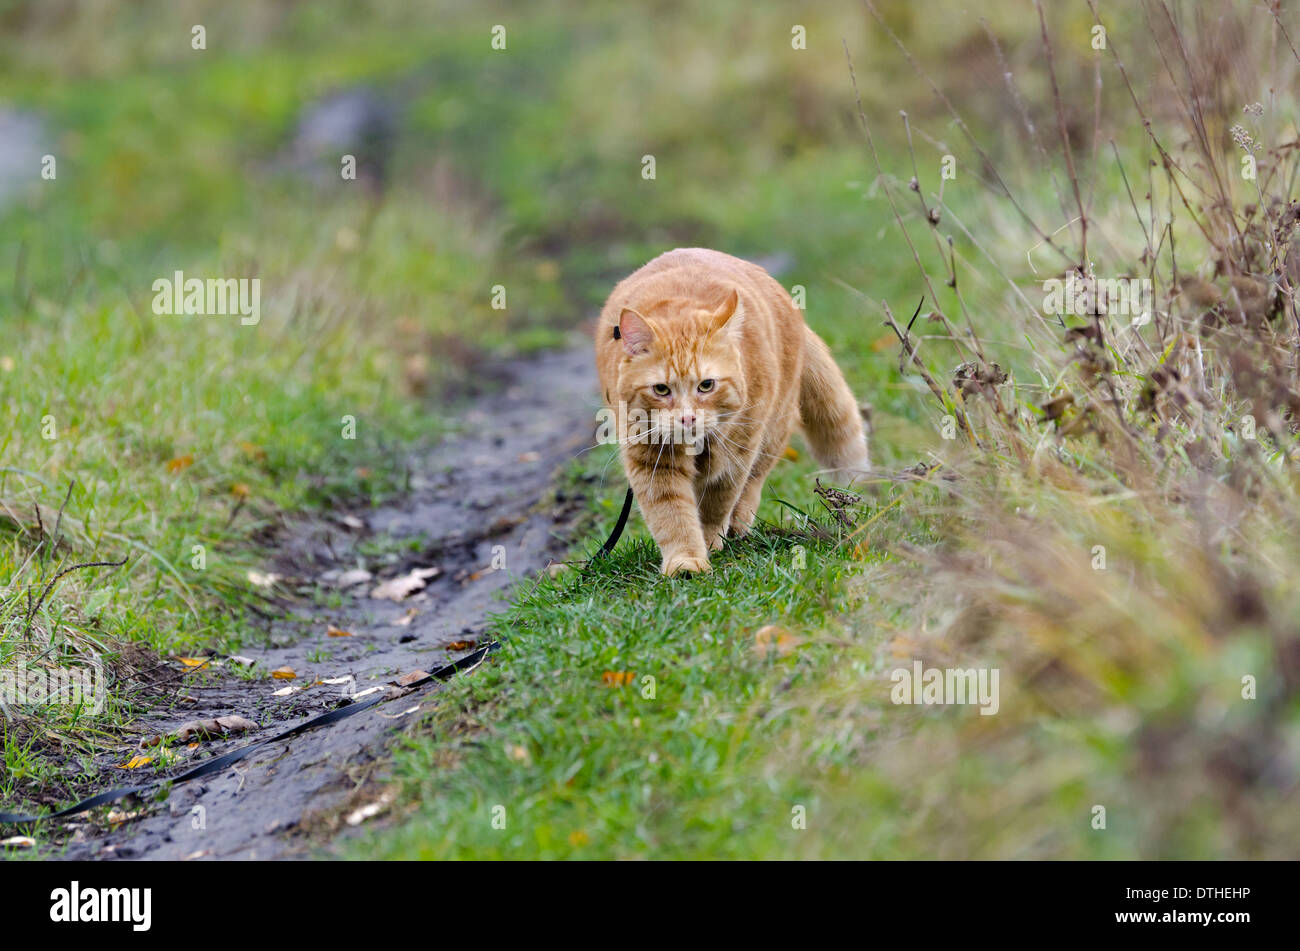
708, 428, 789, 464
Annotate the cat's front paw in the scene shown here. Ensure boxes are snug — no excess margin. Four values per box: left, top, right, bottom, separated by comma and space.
661, 550, 711, 576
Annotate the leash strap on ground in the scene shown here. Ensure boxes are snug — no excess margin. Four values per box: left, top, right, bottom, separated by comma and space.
0, 641, 499, 825
596, 487, 634, 559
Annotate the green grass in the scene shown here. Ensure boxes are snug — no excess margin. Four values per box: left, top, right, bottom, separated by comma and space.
365, 466, 872, 859
1, 0, 942, 792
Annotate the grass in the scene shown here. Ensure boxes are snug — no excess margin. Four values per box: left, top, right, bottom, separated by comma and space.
1, 0, 952, 802
353, 0, 1300, 859
365, 493, 870, 860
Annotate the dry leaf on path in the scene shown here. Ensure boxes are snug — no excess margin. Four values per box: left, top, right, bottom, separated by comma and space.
370, 566, 441, 601
171, 715, 257, 743
345, 794, 394, 827
333, 568, 372, 588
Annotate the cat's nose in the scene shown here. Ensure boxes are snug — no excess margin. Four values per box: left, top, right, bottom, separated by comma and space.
680, 414, 696, 427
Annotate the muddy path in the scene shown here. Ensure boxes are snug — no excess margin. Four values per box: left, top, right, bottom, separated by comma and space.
61, 345, 597, 860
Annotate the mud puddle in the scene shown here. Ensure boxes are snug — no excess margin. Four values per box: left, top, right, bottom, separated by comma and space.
58, 345, 597, 860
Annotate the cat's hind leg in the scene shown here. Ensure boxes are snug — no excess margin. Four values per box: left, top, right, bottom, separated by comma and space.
698, 473, 747, 551
728, 451, 781, 538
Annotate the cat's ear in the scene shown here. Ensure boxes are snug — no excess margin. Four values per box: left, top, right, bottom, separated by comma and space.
618, 308, 656, 356
706, 288, 741, 336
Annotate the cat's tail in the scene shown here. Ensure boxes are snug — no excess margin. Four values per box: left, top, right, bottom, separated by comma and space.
798, 324, 871, 480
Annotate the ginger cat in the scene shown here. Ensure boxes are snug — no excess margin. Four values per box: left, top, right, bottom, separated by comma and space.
595, 248, 869, 576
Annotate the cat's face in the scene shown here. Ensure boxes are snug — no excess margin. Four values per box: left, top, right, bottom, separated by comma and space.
615, 290, 746, 448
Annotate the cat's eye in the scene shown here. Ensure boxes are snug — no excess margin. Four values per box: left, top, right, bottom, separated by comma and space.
653, 383, 671, 396
697, 379, 716, 393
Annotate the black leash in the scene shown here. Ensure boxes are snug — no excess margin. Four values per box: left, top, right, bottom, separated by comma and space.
0, 642, 498, 825
596, 487, 635, 559
2, 486, 636, 826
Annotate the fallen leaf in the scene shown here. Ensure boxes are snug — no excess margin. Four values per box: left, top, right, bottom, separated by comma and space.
228, 655, 256, 667
118, 755, 153, 770
392, 607, 419, 626
601, 670, 635, 687
370, 566, 441, 601
326, 624, 354, 638
230, 483, 251, 499
165, 454, 194, 473
446, 639, 476, 651
782, 446, 800, 461
753, 624, 802, 658
517, 451, 541, 463
271, 685, 302, 697
333, 568, 372, 588
345, 794, 393, 827
176, 657, 209, 669
379, 703, 423, 720
1, 836, 35, 848
247, 570, 281, 588
396, 670, 429, 686
171, 715, 257, 743
271, 666, 297, 680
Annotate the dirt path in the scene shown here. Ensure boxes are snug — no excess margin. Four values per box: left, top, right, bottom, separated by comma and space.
63, 346, 596, 860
